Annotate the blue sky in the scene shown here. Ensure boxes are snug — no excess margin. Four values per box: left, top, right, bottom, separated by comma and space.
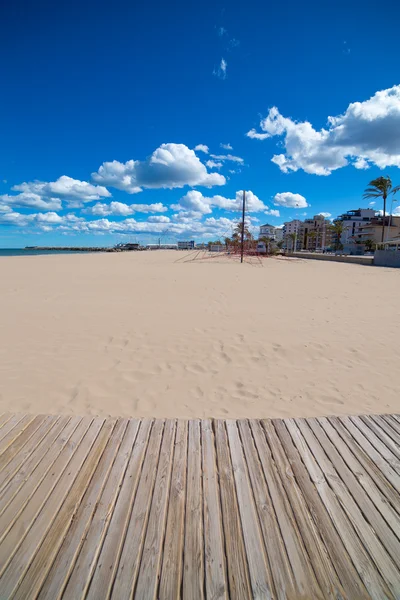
1, 0, 400, 246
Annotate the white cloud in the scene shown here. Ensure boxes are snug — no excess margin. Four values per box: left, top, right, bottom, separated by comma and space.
147, 215, 170, 223
265, 209, 280, 217
194, 144, 209, 154
369, 201, 376, 206
177, 189, 267, 214
214, 58, 227, 79
13, 176, 110, 206
247, 86, 400, 175
93, 143, 225, 193
206, 160, 223, 169
0, 193, 62, 211
220, 143, 233, 150
87, 201, 168, 216
210, 153, 244, 164
318, 212, 332, 218
246, 129, 270, 140
274, 192, 308, 208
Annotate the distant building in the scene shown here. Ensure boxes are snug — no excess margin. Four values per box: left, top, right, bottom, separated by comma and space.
283, 220, 302, 250
300, 215, 333, 250
357, 216, 400, 244
274, 227, 284, 242
259, 223, 276, 238
177, 240, 195, 250
336, 208, 376, 245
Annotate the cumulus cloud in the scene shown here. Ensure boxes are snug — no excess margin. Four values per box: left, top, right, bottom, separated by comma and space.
147, 215, 170, 223
274, 192, 308, 208
247, 86, 400, 174
265, 209, 280, 217
86, 201, 167, 216
318, 212, 332, 218
220, 143, 233, 150
206, 160, 223, 169
0, 193, 62, 211
214, 58, 227, 79
13, 176, 111, 206
177, 189, 267, 214
92, 143, 225, 193
194, 144, 209, 154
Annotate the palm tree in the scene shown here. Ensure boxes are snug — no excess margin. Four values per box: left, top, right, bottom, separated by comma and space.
363, 176, 400, 243
288, 232, 297, 252
307, 230, 318, 250
259, 236, 274, 254
330, 221, 344, 251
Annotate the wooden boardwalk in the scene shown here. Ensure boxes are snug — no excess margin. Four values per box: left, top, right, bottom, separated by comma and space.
0, 413, 399, 599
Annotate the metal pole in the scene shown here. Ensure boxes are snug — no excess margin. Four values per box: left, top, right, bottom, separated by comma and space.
240, 190, 246, 263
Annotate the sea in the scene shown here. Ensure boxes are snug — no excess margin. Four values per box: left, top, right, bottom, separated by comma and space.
0, 248, 94, 257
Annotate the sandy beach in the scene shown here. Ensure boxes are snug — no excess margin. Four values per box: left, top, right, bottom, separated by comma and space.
0, 250, 399, 419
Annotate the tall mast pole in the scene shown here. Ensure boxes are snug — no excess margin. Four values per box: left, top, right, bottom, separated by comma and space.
240, 190, 246, 263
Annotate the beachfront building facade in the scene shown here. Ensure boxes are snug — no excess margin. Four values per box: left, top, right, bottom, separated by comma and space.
357, 215, 400, 244
259, 224, 277, 239
336, 208, 376, 245
177, 240, 195, 250
282, 220, 302, 250
300, 215, 334, 250
275, 227, 284, 242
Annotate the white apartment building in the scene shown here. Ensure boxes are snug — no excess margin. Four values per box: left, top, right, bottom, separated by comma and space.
336, 208, 376, 245
259, 223, 276, 238
283, 220, 302, 250
275, 227, 284, 242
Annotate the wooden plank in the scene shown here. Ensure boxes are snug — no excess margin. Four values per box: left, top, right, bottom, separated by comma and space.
0, 415, 34, 454
10, 418, 117, 600
226, 420, 274, 600
201, 419, 228, 600
0, 416, 94, 569
382, 414, 400, 437
360, 416, 400, 464
38, 418, 133, 600
159, 420, 188, 600
0, 415, 56, 489
182, 419, 204, 600
273, 419, 369, 599
0, 417, 78, 522
326, 419, 400, 516
296, 418, 400, 597
350, 416, 400, 473
367, 415, 400, 458
259, 419, 341, 600
86, 419, 153, 600
0, 414, 11, 430
134, 420, 176, 599
110, 419, 165, 599
337, 416, 400, 495
240, 420, 297, 600
307, 418, 400, 565
214, 420, 252, 600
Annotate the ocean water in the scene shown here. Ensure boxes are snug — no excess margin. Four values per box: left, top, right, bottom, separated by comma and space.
0, 248, 94, 257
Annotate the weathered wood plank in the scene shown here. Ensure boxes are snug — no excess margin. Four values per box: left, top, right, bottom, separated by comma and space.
110, 419, 165, 599
0, 417, 109, 597
0, 415, 35, 454
214, 420, 252, 600
382, 414, 400, 438
0, 416, 89, 544
240, 419, 297, 600
0, 415, 56, 489
307, 418, 400, 566
360, 416, 400, 465
350, 416, 400, 473
336, 416, 400, 495
182, 419, 204, 600
11, 418, 117, 600
259, 419, 338, 600
273, 419, 369, 599
0, 417, 78, 521
226, 420, 274, 600
86, 419, 153, 600
295, 418, 400, 597
201, 419, 228, 600
320, 417, 400, 530
0, 414, 11, 430
159, 420, 188, 600
134, 420, 176, 599
38, 418, 133, 600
